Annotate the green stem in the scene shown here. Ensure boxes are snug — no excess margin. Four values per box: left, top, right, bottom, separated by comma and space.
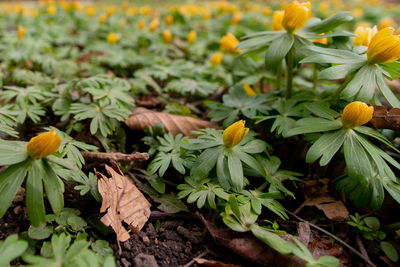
331, 75, 353, 102
257, 181, 269, 191
285, 45, 294, 99
276, 62, 282, 90
313, 64, 318, 90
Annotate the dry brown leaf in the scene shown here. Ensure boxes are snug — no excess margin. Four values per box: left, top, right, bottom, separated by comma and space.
194, 258, 241, 267
97, 164, 151, 252
302, 196, 349, 221
125, 107, 219, 136
369, 105, 400, 132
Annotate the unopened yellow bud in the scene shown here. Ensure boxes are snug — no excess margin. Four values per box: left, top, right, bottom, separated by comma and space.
319, 2, 330, 13
203, 11, 211, 20
16, 5, 24, 15
165, 15, 173, 25
99, 13, 107, 24
107, 33, 119, 44
271, 11, 284, 31
243, 82, 256, 97
138, 19, 145, 30
352, 7, 363, 19
86, 6, 95, 17
223, 120, 249, 148
149, 19, 159, 32
17, 26, 25, 40
210, 53, 223, 65
163, 29, 172, 44
232, 12, 242, 24
367, 27, 400, 64
282, 1, 312, 33
263, 7, 272, 16
107, 6, 115, 17
353, 26, 378, 46
187, 30, 196, 44
47, 5, 56, 15
220, 32, 240, 53
341, 101, 374, 128
27, 129, 62, 160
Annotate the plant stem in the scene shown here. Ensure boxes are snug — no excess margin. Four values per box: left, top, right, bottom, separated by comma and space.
257, 181, 269, 191
331, 75, 353, 102
313, 64, 318, 90
276, 62, 282, 90
285, 46, 294, 99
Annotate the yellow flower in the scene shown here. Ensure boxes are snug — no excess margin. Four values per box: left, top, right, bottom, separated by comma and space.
263, 7, 272, 16
352, 7, 363, 19
319, 2, 330, 13
341, 101, 374, 128
149, 19, 159, 32
163, 29, 172, 44
27, 129, 62, 160
210, 53, 223, 65
378, 17, 395, 30
47, 5, 57, 15
282, 1, 312, 33
220, 32, 240, 53
99, 13, 107, 24
165, 15, 173, 25
353, 26, 378, 46
187, 30, 196, 44
107, 6, 116, 16
32, 9, 39, 17
367, 27, 400, 64
314, 34, 329, 45
231, 12, 242, 24
223, 120, 249, 148
243, 82, 256, 97
16, 5, 24, 15
138, 19, 145, 30
17, 26, 25, 40
395, 28, 400, 35
107, 32, 119, 44
271, 11, 284, 31
86, 6, 95, 17
203, 11, 211, 20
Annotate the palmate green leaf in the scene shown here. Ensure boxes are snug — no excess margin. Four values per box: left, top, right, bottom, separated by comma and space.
376, 69, 400, 108
26, 160, 47, 227
286, 118, 342, 136
341, 64, 376, 101
0, 234, 28, 267
227, 150, 244, 191
319, 63, 364, 80
304, 11, 353, 34
148, 152, 172, 177
42, 159, 64, 216
300, 46, 365, 64
167, 78, 218, 97
265, 32, 294, 69
0, 139, 28, 165
304, 102, 339, 120
250, 224, 293, 255
191, 146, 223, 180
0, 160, 29, 218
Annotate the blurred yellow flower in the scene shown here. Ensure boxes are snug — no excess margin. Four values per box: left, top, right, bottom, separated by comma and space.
367, 27, 400, 64
210, 53, 223, 65
17, 26, 25, 40
314, 35, 329, 45
353, 26, 378, 46
352, 7, 363, 19
165, 15, 173, 25
223, 120, 249, 148
107, 6, 116, 16
243, 82, 256, 97
86, 6, 95, 17
27, 129, 62, 160
138, 19, 145, 30
231, 12, 242, 24
107, 32, 119, 44
319, 2, 330, 13
271, 11, 284, 31
48, 5, 57, 15
282, 1, 312, 33
378, 17, 395, 30
203, 11, 211, 20
149, 19, 159, 32
220, 32, 240, 53
163, 29, 172, 44
263, 7, 272, 16
99, 13, 107, 24
187, 30, 196, 44
341, 101, 374, 128
16, 5, 24, 15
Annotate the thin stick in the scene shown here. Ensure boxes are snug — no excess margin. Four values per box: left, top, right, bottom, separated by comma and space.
182, 250, 209, 267
287, 210, 377, 267
356, 234, 371, 263
81, 151, 149, 163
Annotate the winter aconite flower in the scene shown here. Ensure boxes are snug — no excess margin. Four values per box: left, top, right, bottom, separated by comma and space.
99, 13, 107, 24
165, 15, 173, 25
210, 53, 223, 65
163, 29, 172, 44
341, 101, 374, 128
231, 12, 242, 24
367, 27, 400, 64
378, 17, 395, 30
138, 19, 145, 29
149, 18, 159, 32
17, 26, 25, 40
282, 1, 312, 33
107, 33, 119, 44
47, 5, 56, 15
271, 10, 284, 31
243, 82, 256, 97
27, 129, 62, 160
187, 30, 196, 44
220, 32, 240, 53
353, 25, 378, 46
223, 120, 249, 148
86, 6, 95, 17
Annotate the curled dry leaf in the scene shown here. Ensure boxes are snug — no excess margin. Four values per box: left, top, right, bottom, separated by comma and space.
125, 107, 219, 136
296, 196, 349, 221
369, 105, 400, 132
96, 164, 151, 253
194, 258, 241, 267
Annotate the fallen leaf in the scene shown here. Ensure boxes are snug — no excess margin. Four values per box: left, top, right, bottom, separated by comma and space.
300, 196, 349, 221
369, 105, 400, 132
198, 213, 305, 267
125, 107, 219, 136
297, 222, 311, 246
77, 51, 105, 62
96, 164, 151, 252
194, 258, 240, 267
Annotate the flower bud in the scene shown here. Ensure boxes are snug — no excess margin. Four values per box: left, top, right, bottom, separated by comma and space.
282, 1, 312, 33
353, 26, 378, 46
47, 5, 56, 15
220, 32, 240, 53
367, 27, 400, 64
27, 129, 62, 160
187, 30, 196, 44
210, 53, 223, 65
86, 6, 95, 17
271, 10, 284, 31
163, 29, 172, 44
99, 13, 107, 24
107, 32, 119, 44
231, 12, 242, 24
165, 15, 173, 25
17, 26, 25, 40
378, 17, 395, 30
138, 19, 145, 30
223, 120, 249, 148
341, 101, 374, 128
149, 19, 159, 32
243, 82, 256, 97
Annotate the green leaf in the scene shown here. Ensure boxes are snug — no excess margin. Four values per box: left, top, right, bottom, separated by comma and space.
381, 241, 398, 262
319, 63, 364, 80
287, 118, 342, 136
227, 151, 244, 191
28, 223, 53, 240
191, 146, 222, 180
376, 70, 400, 108
0, 234, 28, 267
265, 33, 294, 69
239, 140, 268, 154
42, 159, 64, 216
26, 160, 47, 227
364, 217, 380, 230
0, 139, 28, 165
307, 12, 353, 33
250, 224, 293, 255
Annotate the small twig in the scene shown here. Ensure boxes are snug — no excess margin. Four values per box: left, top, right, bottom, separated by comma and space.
182, 250, 209, 267
149, 211, 198, 221
81, 151, 149, 163
287, 210, 377, 267
356, 234, 371, 263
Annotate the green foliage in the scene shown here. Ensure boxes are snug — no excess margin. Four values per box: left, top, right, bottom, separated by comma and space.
0, 234, 28, 267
